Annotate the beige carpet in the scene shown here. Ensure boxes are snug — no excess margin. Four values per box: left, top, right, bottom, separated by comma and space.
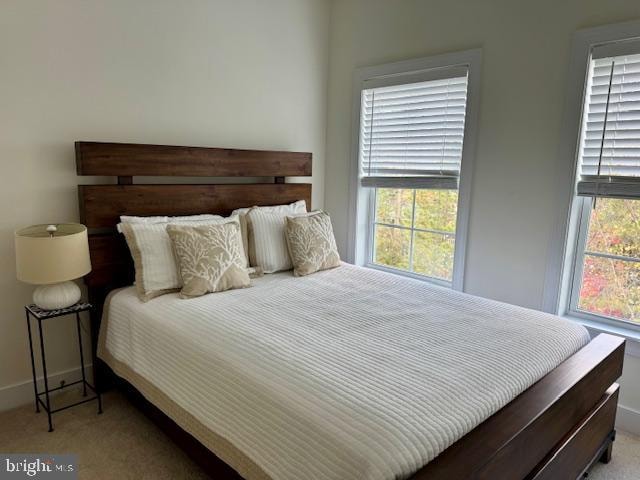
0, 388, 208, 479
0, 387, 638, 479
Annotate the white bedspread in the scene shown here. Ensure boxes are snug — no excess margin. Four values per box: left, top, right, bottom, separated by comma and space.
100, 263, 590, 480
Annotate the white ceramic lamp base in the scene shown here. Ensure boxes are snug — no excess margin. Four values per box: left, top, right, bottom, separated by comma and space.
33, 281, 81, 310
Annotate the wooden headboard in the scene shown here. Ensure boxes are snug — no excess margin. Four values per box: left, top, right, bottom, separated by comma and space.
76, 141, 312, 387
77, 141, 312, 289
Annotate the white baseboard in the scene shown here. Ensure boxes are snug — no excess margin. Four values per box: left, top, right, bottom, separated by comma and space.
616, 403, 640, 437
0, 365, 92, 412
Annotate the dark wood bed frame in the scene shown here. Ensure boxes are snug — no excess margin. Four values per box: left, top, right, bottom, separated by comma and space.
76, 141, 625, 480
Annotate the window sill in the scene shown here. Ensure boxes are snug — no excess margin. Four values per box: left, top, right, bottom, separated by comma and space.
562, 314, 640, 358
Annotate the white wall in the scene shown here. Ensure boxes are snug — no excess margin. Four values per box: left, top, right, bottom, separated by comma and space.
0, 0, 330, 409
325, 0, 640, 434
2, 0, 639, 438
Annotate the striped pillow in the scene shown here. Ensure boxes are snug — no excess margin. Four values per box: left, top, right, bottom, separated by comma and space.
230, 207, 251, 267
245, 200, 307, 273
117, 214, 221, 232
120, 216, 246, 301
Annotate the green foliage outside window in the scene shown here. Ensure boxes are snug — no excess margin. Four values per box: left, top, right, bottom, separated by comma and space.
373, 188, 458, 282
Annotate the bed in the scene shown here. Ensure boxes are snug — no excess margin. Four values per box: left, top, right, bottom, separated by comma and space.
77, 141, 625, 480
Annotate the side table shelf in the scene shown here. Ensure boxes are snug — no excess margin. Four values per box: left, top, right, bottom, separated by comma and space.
25, 302, 103, 432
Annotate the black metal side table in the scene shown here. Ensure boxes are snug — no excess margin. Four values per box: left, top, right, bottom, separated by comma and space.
25, 302, 103, 432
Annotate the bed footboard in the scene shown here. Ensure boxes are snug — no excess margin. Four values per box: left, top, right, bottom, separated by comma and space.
411, 333, 625, 480
528, 384, 618, 479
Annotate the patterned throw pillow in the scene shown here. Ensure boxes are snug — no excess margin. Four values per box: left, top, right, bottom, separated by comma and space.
166, 222, 250, 298
119, 215, 245, 302
285, 211, 341, 277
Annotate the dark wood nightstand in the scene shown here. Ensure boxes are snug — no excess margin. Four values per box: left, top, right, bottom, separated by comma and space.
25, 302, 103, 432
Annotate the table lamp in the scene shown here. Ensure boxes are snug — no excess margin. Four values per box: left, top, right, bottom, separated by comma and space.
15, 223, 91, 310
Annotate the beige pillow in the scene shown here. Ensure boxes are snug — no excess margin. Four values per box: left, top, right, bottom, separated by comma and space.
285, 211, 341, 276
166, 222, 250, 298
120, 216, 245, 301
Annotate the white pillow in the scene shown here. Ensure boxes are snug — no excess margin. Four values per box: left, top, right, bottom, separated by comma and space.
245, 200, 307, 273
120, 215, 168, 224
119, 215, 246, 301
168, 214, 222, 222
117, 214, 222, 232
230, 207, 252, 267
232, 201, 307, 269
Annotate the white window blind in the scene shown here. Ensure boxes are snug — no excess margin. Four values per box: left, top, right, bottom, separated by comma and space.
359, 70, 469, 189
577, 51, 640, 198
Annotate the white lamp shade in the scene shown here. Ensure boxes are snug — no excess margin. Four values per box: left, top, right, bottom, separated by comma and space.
15, 223, 91, 285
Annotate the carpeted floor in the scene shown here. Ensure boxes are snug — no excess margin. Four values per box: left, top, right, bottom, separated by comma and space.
0, 387, 638, 479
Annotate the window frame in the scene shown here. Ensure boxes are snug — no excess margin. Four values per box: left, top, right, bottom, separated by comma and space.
566, 196, 640, 331
566, 196, 592, 320
543, 20, 640, 334
346, 49, 482, 291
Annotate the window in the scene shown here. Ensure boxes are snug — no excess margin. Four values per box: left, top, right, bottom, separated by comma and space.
572, 198, 640, 322
348, 51, 480, 290
567, 45, 640, 327
373, 188, 458, 282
